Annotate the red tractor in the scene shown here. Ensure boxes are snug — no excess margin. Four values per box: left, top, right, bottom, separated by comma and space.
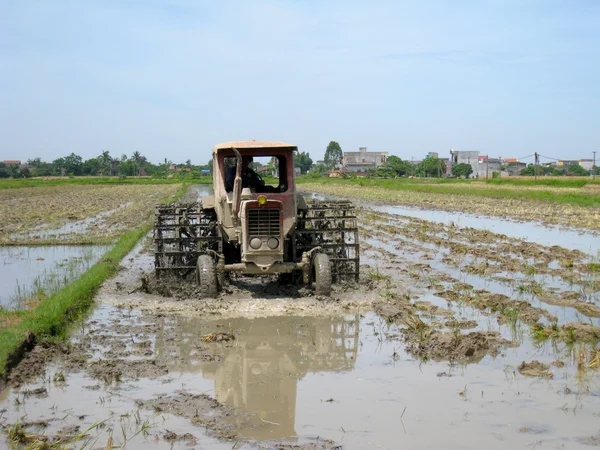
154, 141, 359, 296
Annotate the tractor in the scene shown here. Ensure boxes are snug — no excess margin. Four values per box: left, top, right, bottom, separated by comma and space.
153, 141, 359, 297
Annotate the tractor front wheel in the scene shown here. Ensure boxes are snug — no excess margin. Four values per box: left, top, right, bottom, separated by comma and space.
196, 255, 218, 298
312, 253, 332, 296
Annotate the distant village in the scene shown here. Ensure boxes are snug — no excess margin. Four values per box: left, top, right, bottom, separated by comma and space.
2, 146, 597, 179
317, 147, 598, 178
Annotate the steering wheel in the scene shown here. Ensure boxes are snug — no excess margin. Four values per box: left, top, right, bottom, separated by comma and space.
255, 172, 265, 186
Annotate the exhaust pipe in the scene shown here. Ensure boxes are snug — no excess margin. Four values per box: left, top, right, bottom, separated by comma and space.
231, 148, 242, 225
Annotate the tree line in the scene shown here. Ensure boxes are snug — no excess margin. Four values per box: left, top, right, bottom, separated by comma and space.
0, 151, 212, 179
3, 145, 595, 179
0, 149, 318, 179
519, 164, 599, 177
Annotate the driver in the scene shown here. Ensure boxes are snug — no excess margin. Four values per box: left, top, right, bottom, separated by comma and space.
225, 156, 263, 192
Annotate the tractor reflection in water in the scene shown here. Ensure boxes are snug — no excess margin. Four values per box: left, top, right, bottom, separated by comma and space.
154, 315, 359, 440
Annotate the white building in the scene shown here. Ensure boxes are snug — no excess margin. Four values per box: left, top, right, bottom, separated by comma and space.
343, 147, 388, 173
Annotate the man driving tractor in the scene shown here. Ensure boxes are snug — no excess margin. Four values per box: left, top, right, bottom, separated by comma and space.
225, 156, 264, 192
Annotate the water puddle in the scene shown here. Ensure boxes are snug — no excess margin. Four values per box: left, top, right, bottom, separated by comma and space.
305, 190, 600, 256
2, 306, 600, 449
189, 184, 213, 199
370, 204, 600, 256
0, 245, 111, 309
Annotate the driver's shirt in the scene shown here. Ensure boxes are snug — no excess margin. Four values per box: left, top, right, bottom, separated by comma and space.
225, 167, 261, 192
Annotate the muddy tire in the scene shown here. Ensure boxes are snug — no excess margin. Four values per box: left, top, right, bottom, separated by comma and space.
196, 255, 218, 298
313, 253, 332, 296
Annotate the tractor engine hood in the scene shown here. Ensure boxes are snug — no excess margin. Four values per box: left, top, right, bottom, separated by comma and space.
240, 199, 284, 269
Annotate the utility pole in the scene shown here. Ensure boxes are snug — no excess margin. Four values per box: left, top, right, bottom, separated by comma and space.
534, 152, 539, 182
499, 156, 502, 178
594, 151, 597, 181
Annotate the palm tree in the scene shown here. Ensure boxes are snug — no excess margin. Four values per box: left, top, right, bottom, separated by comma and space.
132, 151, 142, 176
99, 150, 111, 171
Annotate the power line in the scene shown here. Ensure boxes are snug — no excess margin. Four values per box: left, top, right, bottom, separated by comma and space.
514, 154, 534, 161
538, 154, 561, 162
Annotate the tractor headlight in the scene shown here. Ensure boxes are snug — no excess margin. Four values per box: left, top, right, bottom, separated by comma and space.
250, 237, 262, 249
267, 237, 279, 249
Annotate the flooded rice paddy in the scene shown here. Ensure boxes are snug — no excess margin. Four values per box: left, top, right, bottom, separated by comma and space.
0, 184, 180, 245
0, 245, 110, 310
1, 184, 600, 449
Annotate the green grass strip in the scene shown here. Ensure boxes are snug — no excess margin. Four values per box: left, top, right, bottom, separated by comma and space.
0, 184, 187, 381
487, 178, 600, 188
297, 177, 600, 208
0, 224, 149, 378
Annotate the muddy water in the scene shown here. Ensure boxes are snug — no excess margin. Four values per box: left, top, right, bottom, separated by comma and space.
372, 204, 600, 256
2, 186, 600, 449
2, 305, 600, 449
305, 191, 600, 256
0, 245, 110, 309
188, 184, 213, 199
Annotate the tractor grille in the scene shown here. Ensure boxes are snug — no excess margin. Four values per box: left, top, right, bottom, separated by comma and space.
248, 208, 280, 236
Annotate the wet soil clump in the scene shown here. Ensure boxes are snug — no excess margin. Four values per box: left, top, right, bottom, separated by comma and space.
137, 391, 248, 440
518, 360, 553, 378
403, 329, 517, 362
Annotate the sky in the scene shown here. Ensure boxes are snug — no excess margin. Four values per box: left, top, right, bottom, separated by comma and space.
1, 0, 599, 165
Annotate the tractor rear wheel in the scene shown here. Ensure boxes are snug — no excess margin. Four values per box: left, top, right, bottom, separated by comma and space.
313, 253, 332, 296
196, 255, 218, 298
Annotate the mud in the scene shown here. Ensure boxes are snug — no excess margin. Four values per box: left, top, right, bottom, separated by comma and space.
402, 329, 516, 362
532, 321, 600, 342
518, 360, 553, 378
2, 185, 600, 449
136, 392, 249, 440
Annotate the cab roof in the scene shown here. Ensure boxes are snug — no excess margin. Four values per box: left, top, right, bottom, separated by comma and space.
212, 140, 297, 155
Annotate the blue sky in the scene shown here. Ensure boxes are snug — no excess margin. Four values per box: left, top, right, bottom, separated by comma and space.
1, 0, 599, 165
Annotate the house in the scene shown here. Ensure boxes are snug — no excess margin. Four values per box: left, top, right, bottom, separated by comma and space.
450, 150, 479, 166
579, 159, 594, 171
475, 156, 502, 178
448, 149, 479, 176
558, 160, 579, 167
169, 164, 191, 172
2, 160, 21, 166
343, 147, 388, 173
